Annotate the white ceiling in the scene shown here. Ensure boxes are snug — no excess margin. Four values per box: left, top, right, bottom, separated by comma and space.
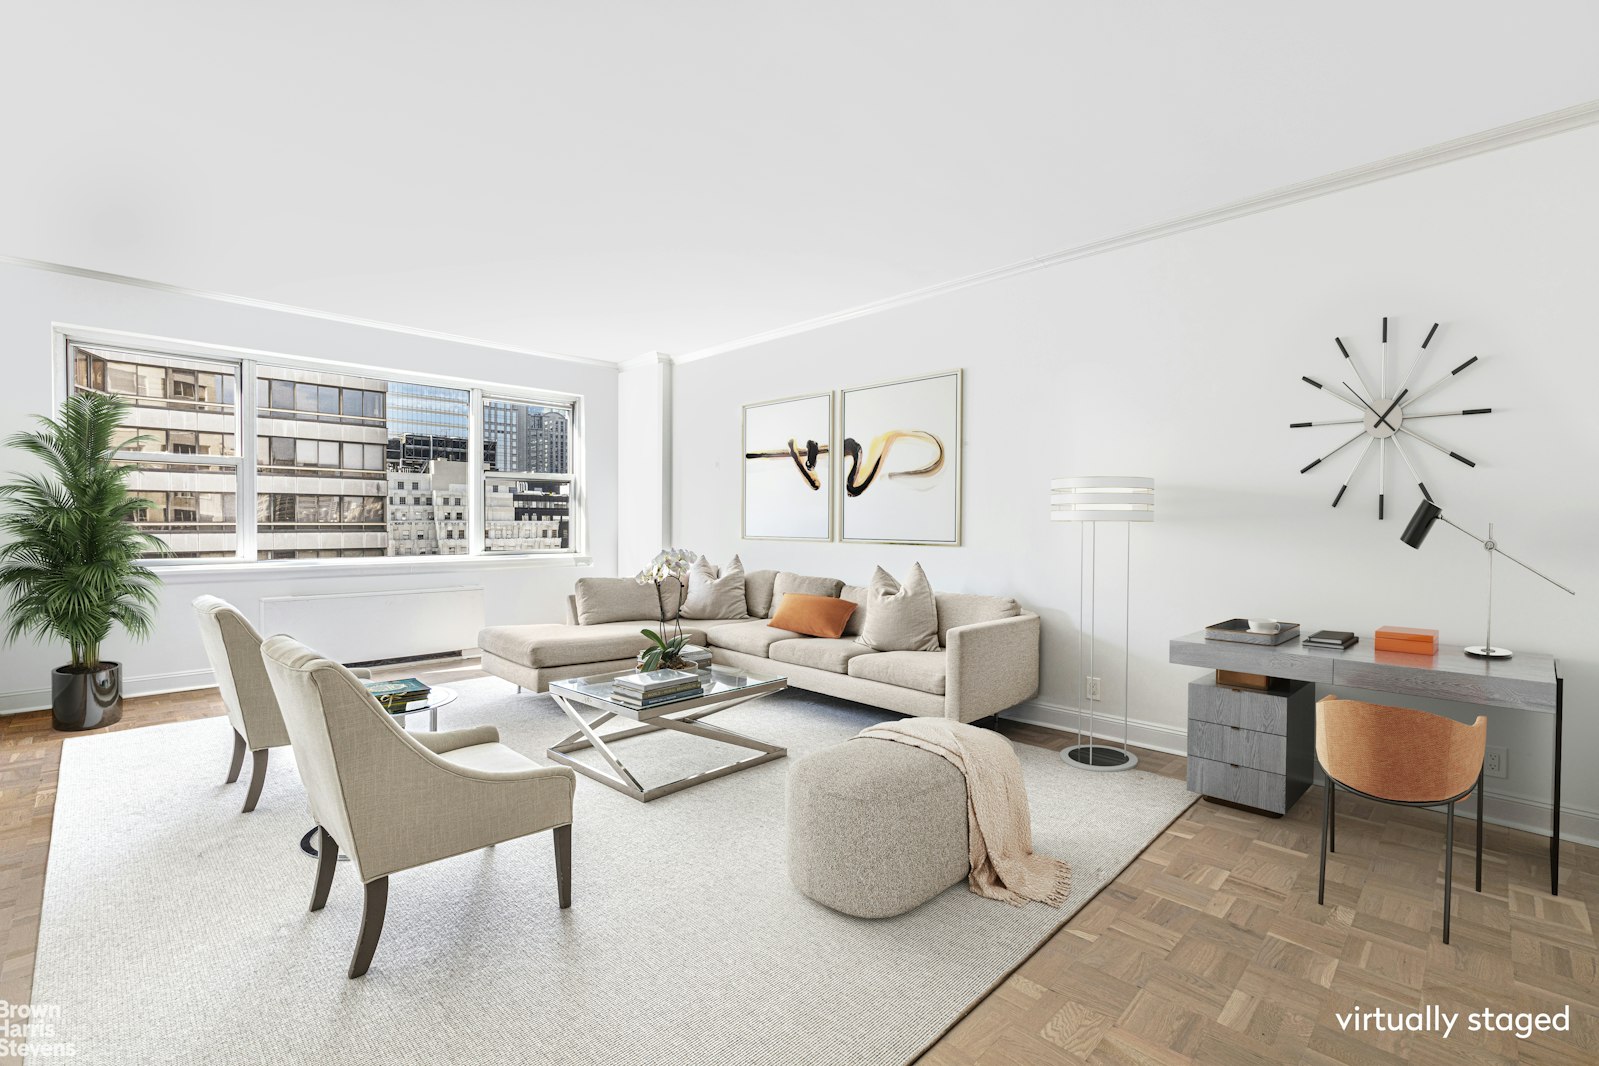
4, 2, 1599, 362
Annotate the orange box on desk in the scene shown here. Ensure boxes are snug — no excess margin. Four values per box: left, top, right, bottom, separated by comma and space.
1375, 626, 1439, 655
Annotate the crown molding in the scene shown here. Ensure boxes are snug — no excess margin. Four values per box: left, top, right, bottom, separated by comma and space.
0, 255, 619, 370
674, 98, 1599, 365
619, 350, 672, 370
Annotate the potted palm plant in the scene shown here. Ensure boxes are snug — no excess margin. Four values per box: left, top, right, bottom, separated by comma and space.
0, 393, 166, 730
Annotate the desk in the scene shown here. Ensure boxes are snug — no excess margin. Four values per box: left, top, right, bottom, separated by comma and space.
1170, 632, 1565, 895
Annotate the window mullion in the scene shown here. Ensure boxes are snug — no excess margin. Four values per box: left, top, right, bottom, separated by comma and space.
468, 387, 485, 555
237, 358, 258, 561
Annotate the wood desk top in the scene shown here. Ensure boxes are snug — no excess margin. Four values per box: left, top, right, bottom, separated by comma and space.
1169, 631, 1559, 713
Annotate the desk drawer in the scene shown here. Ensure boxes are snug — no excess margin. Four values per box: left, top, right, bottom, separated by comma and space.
1188, 677, 1299, 734
1186, 755, 1289, 815
1188, 719, 1285, 773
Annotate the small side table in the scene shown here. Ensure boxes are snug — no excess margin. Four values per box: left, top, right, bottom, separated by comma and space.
388, 684, 457, 732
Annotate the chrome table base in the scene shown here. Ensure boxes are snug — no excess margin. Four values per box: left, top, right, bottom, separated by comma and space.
546, 690, 786, 802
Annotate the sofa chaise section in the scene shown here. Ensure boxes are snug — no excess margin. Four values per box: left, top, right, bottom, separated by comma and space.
477, 573, 1041, 723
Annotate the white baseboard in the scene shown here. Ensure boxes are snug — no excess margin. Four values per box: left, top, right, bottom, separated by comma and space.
0, 668, 216, 716
1003, 700, 1599, 849
1003, 699, 1189, 757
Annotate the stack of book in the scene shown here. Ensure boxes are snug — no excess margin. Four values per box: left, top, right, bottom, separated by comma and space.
1303, 630, 1357, 650
611, 669, 703, 709
679, 644, 713, 670
365, 677, 431, 712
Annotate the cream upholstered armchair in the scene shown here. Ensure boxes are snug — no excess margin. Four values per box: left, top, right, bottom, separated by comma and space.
192, 595, 371, 813
192, 596, 289, 812
260, 634, 576, 978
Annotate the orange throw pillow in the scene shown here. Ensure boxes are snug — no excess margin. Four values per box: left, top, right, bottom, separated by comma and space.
769, 593, 856, 639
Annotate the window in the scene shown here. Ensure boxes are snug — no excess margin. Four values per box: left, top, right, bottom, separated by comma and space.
74, 347, 240, 559
480, 397, 574, 553
69, 340, 580, 564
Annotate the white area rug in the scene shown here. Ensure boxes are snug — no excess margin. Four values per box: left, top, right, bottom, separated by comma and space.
32, 680, 1195, 1065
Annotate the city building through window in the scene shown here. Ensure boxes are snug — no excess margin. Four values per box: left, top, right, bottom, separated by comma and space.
70, 342, 579, 562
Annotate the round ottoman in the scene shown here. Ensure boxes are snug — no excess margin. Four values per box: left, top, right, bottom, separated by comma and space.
786, 737, 969, 918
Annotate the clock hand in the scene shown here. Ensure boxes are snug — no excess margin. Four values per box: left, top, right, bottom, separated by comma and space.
1343, 383, 1398, 432
1364, 389, 1410, 436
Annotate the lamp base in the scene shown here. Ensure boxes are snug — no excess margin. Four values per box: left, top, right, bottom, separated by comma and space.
1464, 645, 1513, 659
1062, 745, 1139, 772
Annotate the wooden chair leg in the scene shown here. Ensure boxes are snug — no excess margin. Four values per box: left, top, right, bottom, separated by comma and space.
554, 823, 572, 909
1443, 800, 1456, 944
1318, 780, 1331, 906
241, 748, 269, 813
226, 730, 246, 784
310, 827, 338, 912
349, 877, 388, 978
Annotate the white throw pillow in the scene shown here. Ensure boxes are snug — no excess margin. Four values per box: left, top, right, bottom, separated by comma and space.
681, 555, 751, 620
856, 564, 940, 652
840, 583, 869, 637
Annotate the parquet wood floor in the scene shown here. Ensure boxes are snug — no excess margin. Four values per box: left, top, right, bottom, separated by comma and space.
916, 720, 1598, 1066
1, 672, 1593, 1066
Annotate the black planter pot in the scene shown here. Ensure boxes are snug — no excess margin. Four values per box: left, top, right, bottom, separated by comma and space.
51, 662, 123, 731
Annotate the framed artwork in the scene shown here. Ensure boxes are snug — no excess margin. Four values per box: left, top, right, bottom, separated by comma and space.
741, 392, 834, 541
839, 369, 962, 545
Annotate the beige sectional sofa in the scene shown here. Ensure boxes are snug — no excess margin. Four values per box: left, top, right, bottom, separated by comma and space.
478, 568, 1040, 724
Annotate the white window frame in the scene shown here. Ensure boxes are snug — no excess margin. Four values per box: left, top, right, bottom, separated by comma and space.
478, 391, 579, 557
51, 324, 589, 576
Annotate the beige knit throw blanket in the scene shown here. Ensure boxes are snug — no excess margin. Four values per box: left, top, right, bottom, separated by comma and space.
855, 718, 1071, 907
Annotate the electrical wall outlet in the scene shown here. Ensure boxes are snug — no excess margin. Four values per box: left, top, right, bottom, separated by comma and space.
1085, 676, 1103, 701
1484, 746, 1508, 779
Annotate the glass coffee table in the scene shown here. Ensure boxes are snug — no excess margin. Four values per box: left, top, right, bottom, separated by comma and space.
547, 666, 788, 802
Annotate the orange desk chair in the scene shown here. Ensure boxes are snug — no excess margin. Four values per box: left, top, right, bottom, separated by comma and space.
1315, 695, 1487, 944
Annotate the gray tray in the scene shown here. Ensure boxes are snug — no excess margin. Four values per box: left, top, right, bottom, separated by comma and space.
1205, 618, 1301, 646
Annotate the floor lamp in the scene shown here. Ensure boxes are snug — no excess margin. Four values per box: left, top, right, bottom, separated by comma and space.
1049, 476, 1154, 771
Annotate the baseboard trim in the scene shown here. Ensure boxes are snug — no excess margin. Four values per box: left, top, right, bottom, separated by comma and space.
0, 668, 217, 716
1003, 699, 1190, 758
1003, 700, 1599, 849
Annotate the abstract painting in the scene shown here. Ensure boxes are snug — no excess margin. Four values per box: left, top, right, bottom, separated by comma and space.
742, 392, 833, 540
840, 369, 962, 545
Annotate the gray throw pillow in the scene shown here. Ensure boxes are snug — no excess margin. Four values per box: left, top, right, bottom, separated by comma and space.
856, 564, 940, 652
744, 569, 779, 618
681, 555, 751, 620
774, 571, 844, 602
574, 576, 681, 626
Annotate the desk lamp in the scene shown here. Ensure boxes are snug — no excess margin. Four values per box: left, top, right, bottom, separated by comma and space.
1399, 500, 1574, 658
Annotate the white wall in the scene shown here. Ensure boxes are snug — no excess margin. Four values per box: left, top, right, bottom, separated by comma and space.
0, 262, 619, 712
671, 124, 1599, 841
617, 353, 672, 571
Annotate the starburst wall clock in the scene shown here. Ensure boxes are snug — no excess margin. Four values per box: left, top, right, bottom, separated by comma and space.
1293, 317, 1492, 519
